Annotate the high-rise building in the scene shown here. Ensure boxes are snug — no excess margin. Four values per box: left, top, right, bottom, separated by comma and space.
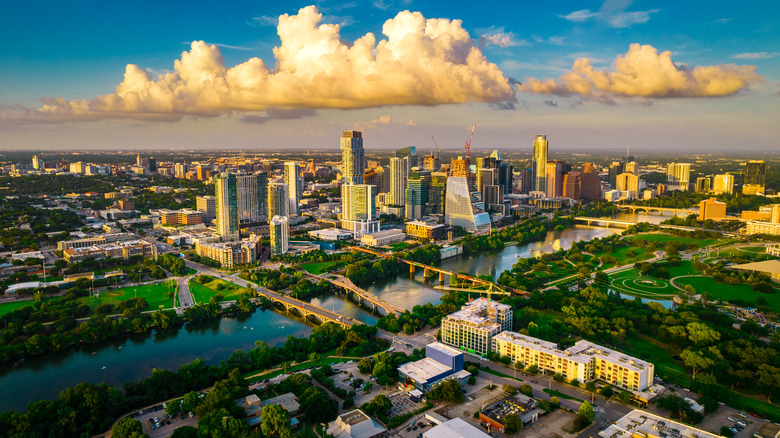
498, 163, 513, 195
215, 172, 239, 239
32, 155, 42, 170
440, 297, 512, 355
482, 185, 504, 207
743, 160, 767, 195
341, 184, 379, 237
545, 161, 567, 197
269, 216, 289, 256
666, 162, 691, 190
449, 156, 471, 179
519, 169, 533, 194
389, 157, 409, 206
608, 162, 624, 188
562, 172, 581, 200
234, 171, 268, 223
712, 174, 735, 195
477, 168, 498, 193
196, 195, 217, 221
174, 163, 189, 178
267, 182, 289, 218
616, 172, 640, 199
284, 162, 301, 215
695, 176, 712, 194
396, 146, 417, 168
148, 157, 157, 173
428, 172, 448, 215
405, 171, 430, 220
699, 198, 727, 221
625, 161, 638, 174
423, 154, 439, 172
340, 130, 365, 185
445, 177, 490, 232
375, 166, 390, 194
532, 135, 548, 193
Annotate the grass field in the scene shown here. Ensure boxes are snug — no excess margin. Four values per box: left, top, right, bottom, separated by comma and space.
608, 269, 679, 298
244, 357, 356, 383
543, 388, 584, 402
0, 299, 41, 316
627, 233, 723, 248
300, 261, 340, 275
88, 281, 176, 310
675, 276, 780, 312
596, 246, 654, 270
189, 276, 246, 304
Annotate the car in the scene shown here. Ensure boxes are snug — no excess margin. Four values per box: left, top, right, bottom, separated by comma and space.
407, 428, 412, 432
736, 421, 747, 427
467, 396, 473, 401
727, 416, 736, 422
737, 412, 748, 418
531, 380, 537, 383
413, 426, 418, 431
154, 417, 159, 423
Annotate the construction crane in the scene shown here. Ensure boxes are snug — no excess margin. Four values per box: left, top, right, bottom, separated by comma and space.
434, 283, 511, 301
431, 135, 440, 161
464, 124, 476, 158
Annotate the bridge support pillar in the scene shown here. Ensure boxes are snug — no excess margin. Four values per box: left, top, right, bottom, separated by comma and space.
410, 264, 415, 275
439, 272, 445, 284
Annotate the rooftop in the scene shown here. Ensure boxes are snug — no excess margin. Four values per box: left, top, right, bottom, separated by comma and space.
423, 418, 491, 438
445, 297, 511, 328
599, 409, 719, 438
729, 260, 780, 276
398, 358, 452, 384
426, 342, 463, 358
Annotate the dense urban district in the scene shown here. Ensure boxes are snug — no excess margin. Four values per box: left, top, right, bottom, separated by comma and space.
1, 137, 780, 438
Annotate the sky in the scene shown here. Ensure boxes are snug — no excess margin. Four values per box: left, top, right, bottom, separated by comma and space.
1, 0, 778, 152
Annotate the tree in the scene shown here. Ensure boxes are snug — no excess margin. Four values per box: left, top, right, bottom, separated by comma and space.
468, 376, 476, 385
370, 394, 392, 413
170, 426, 198, 438
519, 384, 533, 397
578, 401, 596, 423
503, 384, 517, 395
198, 408, 250, 438
680, 349, 715, 379
112, 417, 147, 438
261, 404, 291, 438
553, 373, 565, 383
502, 414, 523, 434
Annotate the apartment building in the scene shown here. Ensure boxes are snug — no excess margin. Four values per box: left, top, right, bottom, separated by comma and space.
63, 240, 157, 263
492, 332, 654, 391
440, 298, 512, 355
195, 234, 262, 269
57, 233, 137, 251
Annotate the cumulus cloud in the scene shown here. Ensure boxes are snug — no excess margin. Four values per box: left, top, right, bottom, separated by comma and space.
732, 52, 779, 60
8, 6, 514, 123
518, 43, 763, 102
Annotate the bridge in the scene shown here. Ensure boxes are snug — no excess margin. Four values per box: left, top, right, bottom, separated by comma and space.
253, 287, 360, 328
348, 246, 526, 296
302, 272, 404, 316
620, 205, 696, 216
575, 217, 636, 228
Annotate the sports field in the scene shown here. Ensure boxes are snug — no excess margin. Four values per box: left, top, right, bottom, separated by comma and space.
189, 276, 247, 303
87, 281, 177, 310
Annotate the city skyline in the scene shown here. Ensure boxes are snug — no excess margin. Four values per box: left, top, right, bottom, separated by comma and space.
1, 1, 779, 151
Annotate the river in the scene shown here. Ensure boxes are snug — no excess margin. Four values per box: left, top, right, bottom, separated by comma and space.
0, 214, 666, 413
0, 309, 311, 413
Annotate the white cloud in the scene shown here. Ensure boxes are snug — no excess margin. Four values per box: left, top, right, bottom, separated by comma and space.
8, 6, 514, 123
250, 15, 278, 27
478, 27, 528, 48
608, 9, 659, 28
559, 9, 598, 22
711, 18, 732, 24
532, 35, 565, 45
518, 43, 763, 102
732, 52, 779, 60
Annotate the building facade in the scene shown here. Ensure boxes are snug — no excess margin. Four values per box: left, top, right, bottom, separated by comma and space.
532, 135, 548, 193
284, 162, 301, 216
340, 130, 365, 185
743, 160, 767, 195
196, 195, 217, 221
215, 172, 239, 239
268, 182, 289, 219
270, 215, 289, 256
440, 298, 512, 355
195, 235, 262, 268
444, 177, 491, 232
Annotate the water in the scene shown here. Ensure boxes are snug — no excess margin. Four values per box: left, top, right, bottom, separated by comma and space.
367, 225, 621, 309
0, 309, 311, 413
618, 292, 675, 309
306, 293, 379, 325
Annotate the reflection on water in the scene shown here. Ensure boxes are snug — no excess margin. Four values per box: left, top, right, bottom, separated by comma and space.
0, 309, 312, 413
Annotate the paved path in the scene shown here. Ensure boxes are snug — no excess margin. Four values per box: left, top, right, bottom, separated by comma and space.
176, 276, 194, 313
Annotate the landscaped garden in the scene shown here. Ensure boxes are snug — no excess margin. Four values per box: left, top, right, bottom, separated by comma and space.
188, 275, 248, 304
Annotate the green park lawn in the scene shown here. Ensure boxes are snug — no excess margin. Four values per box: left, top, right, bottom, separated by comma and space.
608, 269, 680, 297
627, 233, 723, 248
87, 281, 177, 311
188, 276, 247, 304
0, 299, 42, 316
675, 276, 780, 312
300, 261, 340, 275
595, 246, 654, 270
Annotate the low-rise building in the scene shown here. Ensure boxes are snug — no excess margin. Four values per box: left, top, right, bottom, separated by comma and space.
699, 198, 727, 221
236, 394, 263, 427
479, 394, 542, 432
195, 234, 262, 268
492, 332, 654, 391
599, 410, 719, 438
154, 208, 203, 226
360, 229, 406, 246
405, 220, 446, 240
398, 343, 471, 391
440, 298, 513, 356
57, 233, 137, 251
63, 239, 158, 263
261, 392, 300, 415
327, 410, 386, 438
308, 228, 353, 241
423, 418, 490, 438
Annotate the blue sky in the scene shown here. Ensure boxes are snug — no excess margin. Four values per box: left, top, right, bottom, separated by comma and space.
1, 0, 778, 151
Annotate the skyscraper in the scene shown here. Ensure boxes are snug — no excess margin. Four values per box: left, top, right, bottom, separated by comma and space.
269, 215, 289, 256
389, 157, 408, 206
235, 171, 268, 223
375, 166, 390, 194
32, 155, 42, 170
268, 182, 289, 218
405, 170, 431, 220
608, 162, 624, 188
616, 172, 640, 199
428, 171, 448, 215
667, 163, 691, 190
532, 135, 548, 193
580, 163, 601, 200
562, 172, 581, 200
340, 130, 365, 185
215, 172, 239, 239
284, 162, 301, 215
546, 161, 567, 197
743, 160, 767, 195
341, 184, 379, 237
445, 177, 491, 232
482, 185, 504, 207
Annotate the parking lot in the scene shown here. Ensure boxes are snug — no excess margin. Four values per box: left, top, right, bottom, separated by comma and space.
388, 392, 429, 418
127, 404, 198, 438
696, 406, 761, 437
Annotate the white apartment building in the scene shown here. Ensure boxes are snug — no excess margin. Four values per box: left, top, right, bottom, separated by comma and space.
492, 332, 654, 391
440, 298, 512, 355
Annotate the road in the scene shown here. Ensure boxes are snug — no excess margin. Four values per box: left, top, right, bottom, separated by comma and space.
176, 276, 194, 313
